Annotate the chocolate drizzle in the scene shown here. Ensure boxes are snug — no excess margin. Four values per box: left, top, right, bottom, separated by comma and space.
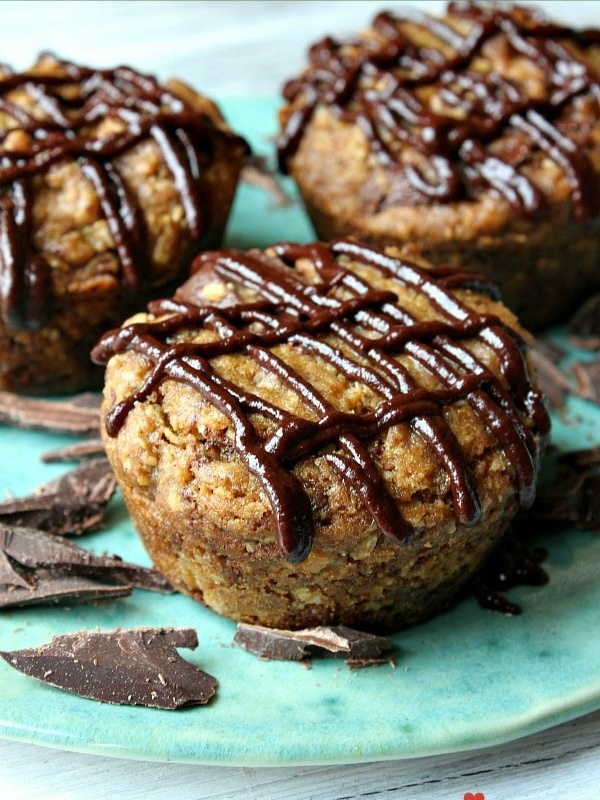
92, 240, 550, 563
278, 2, 600, 220
0, 55, 246, 330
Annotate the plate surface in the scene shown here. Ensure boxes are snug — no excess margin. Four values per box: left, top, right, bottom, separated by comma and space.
0, 99, 599, 766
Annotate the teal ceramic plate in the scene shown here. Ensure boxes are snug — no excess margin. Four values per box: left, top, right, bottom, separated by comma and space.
0, 99, 599, 766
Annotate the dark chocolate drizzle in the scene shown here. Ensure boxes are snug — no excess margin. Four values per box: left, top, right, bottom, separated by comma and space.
473, 526, 548, 615
277, 2, 600, 220
0, 55, 246, 331
92, 240, 550, 563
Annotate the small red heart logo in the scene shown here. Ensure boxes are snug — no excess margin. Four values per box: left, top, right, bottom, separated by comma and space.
464, 794, 485, 800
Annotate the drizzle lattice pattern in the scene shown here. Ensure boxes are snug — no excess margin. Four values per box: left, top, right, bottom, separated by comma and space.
94, 240, 549, 562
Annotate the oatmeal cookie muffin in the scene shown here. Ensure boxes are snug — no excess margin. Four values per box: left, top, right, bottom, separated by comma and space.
277, 2, 600, 329
0, 53, 247, 393
93, 239, 550, 632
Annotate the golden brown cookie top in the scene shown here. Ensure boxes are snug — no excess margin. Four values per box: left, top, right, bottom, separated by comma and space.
278, 2, 600, 220
92, 239, 551, 563
0, 53, 247, 331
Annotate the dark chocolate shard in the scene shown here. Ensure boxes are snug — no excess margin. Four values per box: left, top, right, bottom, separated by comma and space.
0, 458, 116, 535
576, 474, 600, 530
0, 524, 174, 594
0, 548, 35, 589
532, 337, 566, 364
41, 439, 106, 463
539, 470, 600, 531
241, 155, 293, 208
559, 446, 600, 469
524, 469, 591, 526
569, 335, 600, 351
570, 293, 600, 339
0, 627, 217, 708
570, 358, 600, 404
529, 341, 571, 409
234, 623, 394, 665
518, 447, 600, 531
0, 391, 101, 434
0, 570, 132, 608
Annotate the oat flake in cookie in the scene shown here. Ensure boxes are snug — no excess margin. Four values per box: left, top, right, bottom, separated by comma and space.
93, 240, 550, 632
0, 53, 247, 393
278, 2, 600, 330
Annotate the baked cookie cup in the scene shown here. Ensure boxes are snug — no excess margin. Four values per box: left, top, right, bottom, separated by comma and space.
93, 239, 550, 631
278, 2, 600, 330
0, 54, 247, 392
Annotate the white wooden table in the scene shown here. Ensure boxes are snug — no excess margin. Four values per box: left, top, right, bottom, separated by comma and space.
1, 3, 599, 798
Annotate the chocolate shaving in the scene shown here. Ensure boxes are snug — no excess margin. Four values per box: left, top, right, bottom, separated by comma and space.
0, 627, 217, 708
565, 296, 600, 402
0, 548, 34, 589
0, 458, 116, 535
570, 293, 600, 339
559, 446, 600, 469
0, 525, 173, 593
234, 623, 394, 666
0, 524, 173, 596
0, 453, 172, 608
517, 446, 600, 531
570, 358, 600, 404
530, 324, 600, 409
0, 391, 101, 435
568, 335, 600, 351
0, 571, 132, 608
529, 341, 571, 409
41, 440, 106, 463
530, 469, 600, 530
241, 155, 293, 208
